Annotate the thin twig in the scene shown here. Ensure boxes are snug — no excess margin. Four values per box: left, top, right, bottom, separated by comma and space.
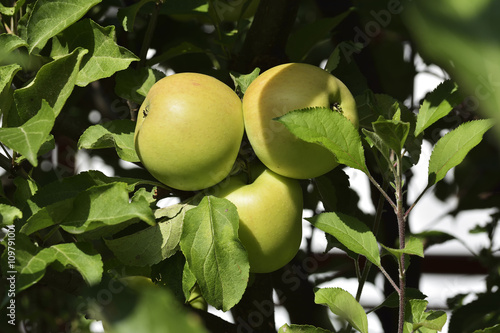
379, 265, 400, 294
367, 173, 397, 211
395, 153, 407, 333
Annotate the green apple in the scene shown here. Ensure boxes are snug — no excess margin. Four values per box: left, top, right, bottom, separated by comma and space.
242, 62, 358, 179
134, 73, 244, 191
216, 163, 303, 273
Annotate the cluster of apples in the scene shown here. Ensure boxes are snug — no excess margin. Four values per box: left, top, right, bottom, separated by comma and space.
134, 63, 358, 273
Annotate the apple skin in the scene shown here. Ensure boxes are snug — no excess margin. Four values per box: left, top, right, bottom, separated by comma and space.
216, 163, 303, 273
242, 63, 358, 179
134, 73, 244, 191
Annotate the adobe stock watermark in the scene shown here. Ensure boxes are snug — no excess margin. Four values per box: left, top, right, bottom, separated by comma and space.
4, 224, 17, 326
340, 0, 411, 63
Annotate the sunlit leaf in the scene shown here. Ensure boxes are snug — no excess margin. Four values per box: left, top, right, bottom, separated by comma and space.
414, 80, 462, 137
51, 19, 139, 87
0, 100, 55, 166
315, 287, 368, 333
26, 0, 102, 52
276, 107, 368, 173
308, 212, 381, 267
428, 119, 495, 185
13, 47, 87, 123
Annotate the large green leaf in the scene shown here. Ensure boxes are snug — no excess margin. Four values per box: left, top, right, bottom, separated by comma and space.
0, 100, 55, 166
276, 107, 368, 173
78, 119, 140, 162
21, 182, 155, 235
428, 119, 495, 185
307, 212, 381, 267
51, 18, 139, 87
25, 0, 102, 52
105, 204, 194, 266
26, 170, 160, 215
17, 242, 102, 292
315, 287, 368, 333
13, 47, 87, 123
180, 196, 249, 311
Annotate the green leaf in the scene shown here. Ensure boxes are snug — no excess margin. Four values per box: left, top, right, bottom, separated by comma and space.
307, 212, 381, 267
0, 204, 22, 226
0, 64, 21, 121
404, 299, 447, 333
114, 67, 165, 104
414, 79, 462, 137
51, 19, 139, 87
0, 100, 55, 166
21, 182, 155, 235
356, 92, 422, 167
286, 9, 353, 62
60, 182, 156, 233
315, 287, 368, 333
230, 67, 260, 96
26, 170, 160, 215
324, 45, 341, 73
0, 33, 28, 61
381, 236, 425, 261
117, 0, 156, 32
78, 119, 139, 162
17, 242, 103, 292
362, 129, 392, 167
278, 323, 334, 333
372, 117, 411, 153
428, 119, 495, 185
25, 0, 102, 53
13, 47, 87, 123
179, 196, 249, 311
0, 0, 25, 16
105, 204, 194, 266
276, 107, 368, 173
95, 279, 209, 333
